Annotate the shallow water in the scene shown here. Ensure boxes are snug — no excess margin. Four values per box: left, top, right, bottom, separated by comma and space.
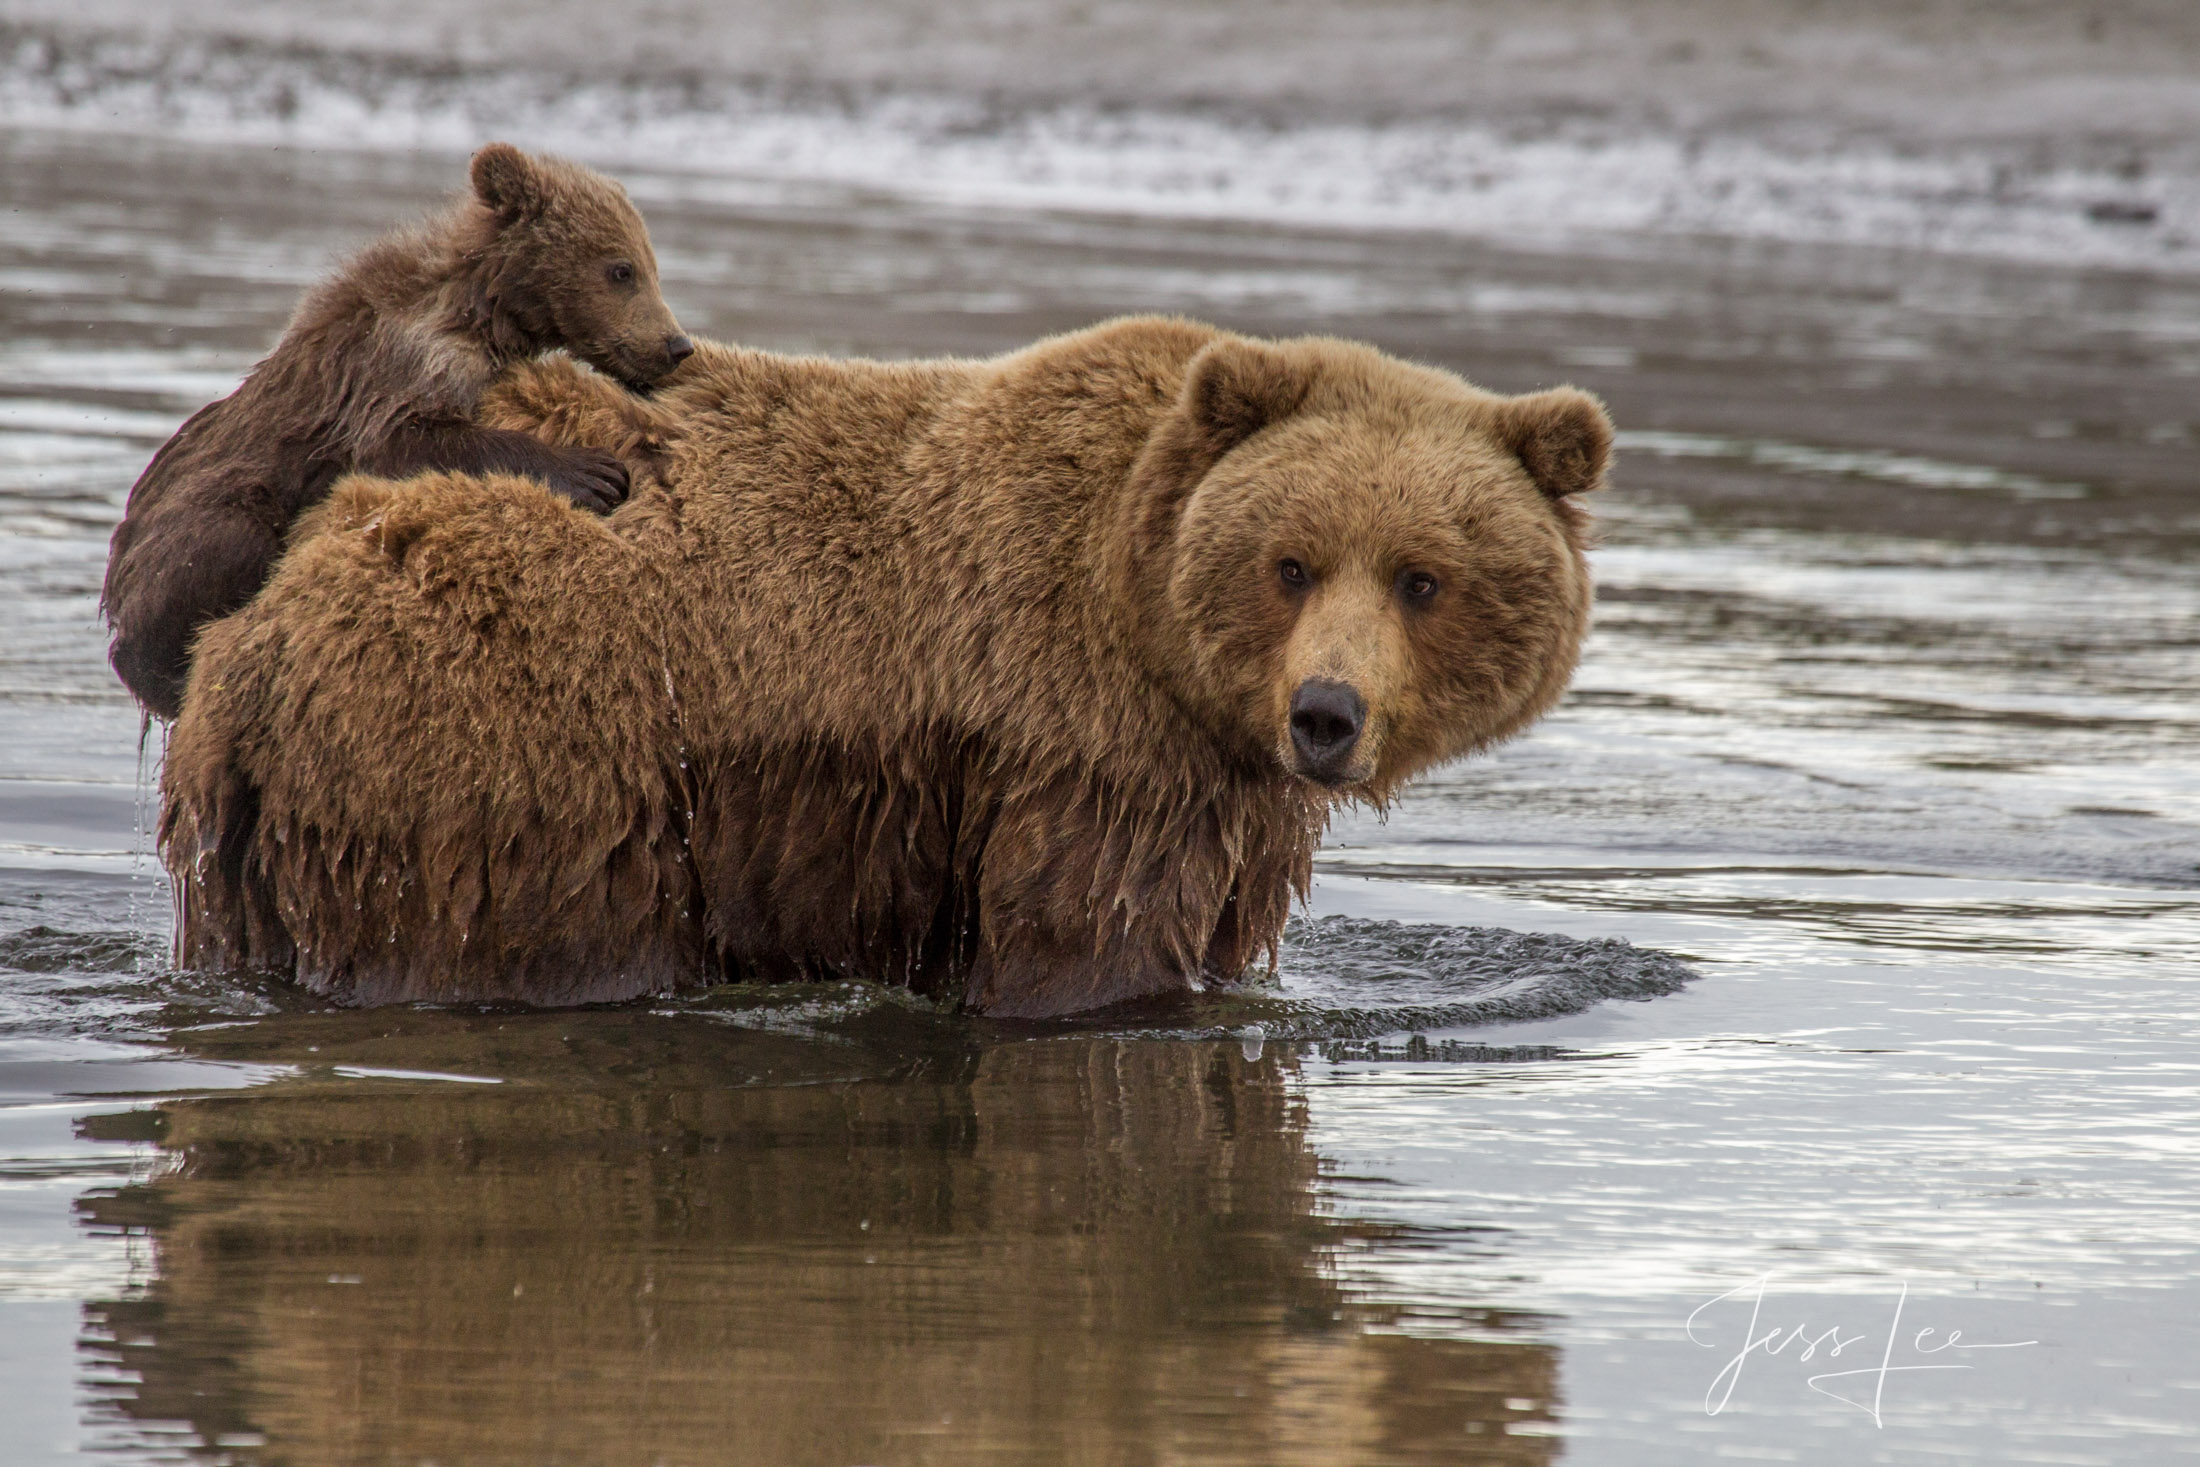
1, 98, 2198, 1467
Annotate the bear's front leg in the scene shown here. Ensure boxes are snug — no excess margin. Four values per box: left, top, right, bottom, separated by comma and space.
963, 778, 1243, 1019
361, 419, 631, 514
961, 925, 1195, 1020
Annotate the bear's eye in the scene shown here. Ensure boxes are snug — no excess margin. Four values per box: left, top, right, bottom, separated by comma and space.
1398, 570, 1440, 602
1278, 558, 1310, 590
606, 261, 636, 287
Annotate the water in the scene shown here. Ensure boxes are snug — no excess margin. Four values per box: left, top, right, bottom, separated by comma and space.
3, 8, 2200, 1462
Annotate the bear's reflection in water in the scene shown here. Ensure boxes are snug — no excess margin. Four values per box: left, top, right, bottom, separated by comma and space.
75, 1013, 1556, 1464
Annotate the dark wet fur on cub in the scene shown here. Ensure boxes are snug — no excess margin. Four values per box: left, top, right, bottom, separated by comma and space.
162, 318, 1607, 1019
101, 143, 689, 719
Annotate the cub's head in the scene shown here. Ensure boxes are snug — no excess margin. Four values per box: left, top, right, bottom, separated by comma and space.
466, 142, 693, 392
1125, 333, 1607, 801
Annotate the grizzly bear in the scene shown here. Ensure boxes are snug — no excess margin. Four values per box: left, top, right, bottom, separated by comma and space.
160, 317, 1608, 1018
102, 142, 693, 720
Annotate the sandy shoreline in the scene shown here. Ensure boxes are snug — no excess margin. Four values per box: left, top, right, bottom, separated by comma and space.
3, 4, 2196, 274
10, 0, 2200, 144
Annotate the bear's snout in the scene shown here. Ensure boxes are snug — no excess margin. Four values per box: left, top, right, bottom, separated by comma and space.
664, 334, 695, 368
1288, 678, 1367, 784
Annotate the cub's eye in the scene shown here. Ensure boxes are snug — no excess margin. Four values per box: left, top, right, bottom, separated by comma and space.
606, 261, 636, 287
1277, 558, 1310, 590
1399, 570, 1439, 602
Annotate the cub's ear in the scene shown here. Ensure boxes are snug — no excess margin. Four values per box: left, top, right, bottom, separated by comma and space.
1491, 387, 1613, 499
1181, 337, 1314, 462
469, 142, 542, 221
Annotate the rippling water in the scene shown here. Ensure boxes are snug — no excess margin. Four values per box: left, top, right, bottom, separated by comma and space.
1, 81, 2197, 1467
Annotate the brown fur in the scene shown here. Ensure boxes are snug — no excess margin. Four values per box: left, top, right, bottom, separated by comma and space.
161, 317, 1608, 1018
102, 143, 690, 719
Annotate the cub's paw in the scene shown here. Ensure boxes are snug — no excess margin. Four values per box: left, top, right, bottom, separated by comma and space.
540, 448, 630, 515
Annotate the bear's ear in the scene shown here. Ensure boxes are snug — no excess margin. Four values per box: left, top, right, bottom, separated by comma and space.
470, 142, 543, 221
1490, 387, 1613, 499
1112, 335, 1317, 590
1181, 337, 1314, 462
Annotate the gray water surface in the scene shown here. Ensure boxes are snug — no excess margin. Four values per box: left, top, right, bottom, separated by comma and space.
1, 55, 2197, 1466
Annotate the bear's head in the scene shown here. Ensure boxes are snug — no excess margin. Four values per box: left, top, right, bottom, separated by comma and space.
1122, 334, 1607, 801
465, 143, 693, 393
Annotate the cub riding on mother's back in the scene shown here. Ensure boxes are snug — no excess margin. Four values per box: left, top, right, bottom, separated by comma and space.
103, 143, 692, 719
163, 317, 1610, 1019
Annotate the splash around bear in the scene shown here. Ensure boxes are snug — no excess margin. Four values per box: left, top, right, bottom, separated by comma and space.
161, 317, 1609, 1018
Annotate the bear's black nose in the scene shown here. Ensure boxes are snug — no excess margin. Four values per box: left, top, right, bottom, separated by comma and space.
1289, 678, 1367, 782
665, 334, 695, 366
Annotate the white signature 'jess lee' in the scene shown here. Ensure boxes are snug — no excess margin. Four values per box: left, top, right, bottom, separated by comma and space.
1686, 1275, 2039, 1426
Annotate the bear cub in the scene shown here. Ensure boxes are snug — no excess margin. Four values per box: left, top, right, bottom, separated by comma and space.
102, 142, 692, 719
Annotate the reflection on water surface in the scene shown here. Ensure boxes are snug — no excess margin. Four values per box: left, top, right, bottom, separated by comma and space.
75, 1031, 1556, 1465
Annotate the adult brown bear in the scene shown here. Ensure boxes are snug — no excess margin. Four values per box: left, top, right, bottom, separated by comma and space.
161, 317, 1608, 1018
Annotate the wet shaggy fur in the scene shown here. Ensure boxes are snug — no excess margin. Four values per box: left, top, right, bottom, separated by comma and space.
103, 143, 690, 719
162, 317, 1610, 1018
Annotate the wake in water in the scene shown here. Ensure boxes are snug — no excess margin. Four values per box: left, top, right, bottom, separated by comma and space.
0, 891, 1698, 1053
1186, 915, 1699, 1042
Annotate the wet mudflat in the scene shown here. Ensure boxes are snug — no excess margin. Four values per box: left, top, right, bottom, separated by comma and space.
1, 125, 2197, 1466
